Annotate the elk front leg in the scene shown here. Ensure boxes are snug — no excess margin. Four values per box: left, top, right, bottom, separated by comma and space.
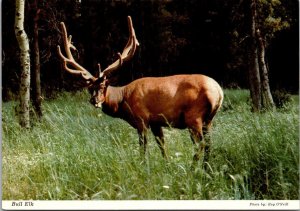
135, 117, 149, 158
138, 130, 148, 157
151, 125, 167, 158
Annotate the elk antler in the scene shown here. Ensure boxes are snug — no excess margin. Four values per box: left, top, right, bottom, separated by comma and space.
57, 16, 139, 82
57, 22, 96, 83
100, 16, 140, 78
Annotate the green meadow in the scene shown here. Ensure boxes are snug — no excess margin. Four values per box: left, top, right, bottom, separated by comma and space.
2, 89, 299, 200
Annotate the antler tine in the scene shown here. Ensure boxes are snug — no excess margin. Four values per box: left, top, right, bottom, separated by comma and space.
101, 16, 139, 78
123, 16, 140, 56
57, 22, 96, 82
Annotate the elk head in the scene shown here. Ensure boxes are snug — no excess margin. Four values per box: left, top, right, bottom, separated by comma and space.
57, 16, 139, 108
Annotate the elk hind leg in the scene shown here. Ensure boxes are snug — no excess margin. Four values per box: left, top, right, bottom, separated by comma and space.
203, 104, 218, 164
202, 121, 213, 164
188, 120, 205, 162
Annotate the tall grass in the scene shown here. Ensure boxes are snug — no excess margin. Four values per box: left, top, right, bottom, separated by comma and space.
2, 89, 299, 200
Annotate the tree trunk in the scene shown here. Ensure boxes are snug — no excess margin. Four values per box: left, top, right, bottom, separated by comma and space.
32, 4, 43, 118
15, 0, 31, 128
248, 0, 261, 112
256, 30, 275, 111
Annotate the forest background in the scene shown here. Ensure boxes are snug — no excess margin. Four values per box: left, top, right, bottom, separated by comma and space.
2, 0, 299, 102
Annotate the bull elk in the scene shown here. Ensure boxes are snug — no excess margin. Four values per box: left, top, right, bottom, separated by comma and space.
57, 16, 223, 164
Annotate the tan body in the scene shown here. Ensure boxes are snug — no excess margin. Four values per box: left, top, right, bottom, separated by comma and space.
103, 74, 222, 129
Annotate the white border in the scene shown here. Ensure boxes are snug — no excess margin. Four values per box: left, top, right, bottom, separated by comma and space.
2, 200, 300, 210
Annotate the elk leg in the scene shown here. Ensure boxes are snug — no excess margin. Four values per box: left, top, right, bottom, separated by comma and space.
138, 130, 148, 157
151, 125, 166, 158
186, 112, 206, 162
189, 127, 204, 162
202, 122, 212, 164
136, 117, 149, 158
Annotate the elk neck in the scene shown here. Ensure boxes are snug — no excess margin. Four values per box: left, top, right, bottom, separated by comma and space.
102, 85, 126, 116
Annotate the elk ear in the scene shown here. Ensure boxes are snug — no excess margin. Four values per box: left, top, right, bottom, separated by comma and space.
103, 77, 109, 86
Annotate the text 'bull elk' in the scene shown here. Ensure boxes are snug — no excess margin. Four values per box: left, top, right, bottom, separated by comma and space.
57, 16, 223, 164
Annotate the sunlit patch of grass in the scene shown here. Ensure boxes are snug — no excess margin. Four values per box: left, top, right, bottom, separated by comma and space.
2, 90, 299, 200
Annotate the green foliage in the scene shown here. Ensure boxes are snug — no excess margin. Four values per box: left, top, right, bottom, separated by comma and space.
272, 89, 294, 109
257, 0, 291, 40
2, 90, 299, 200
221, 89, 251, 112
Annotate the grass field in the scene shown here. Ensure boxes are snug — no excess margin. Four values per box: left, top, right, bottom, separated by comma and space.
2, 89, 299, 200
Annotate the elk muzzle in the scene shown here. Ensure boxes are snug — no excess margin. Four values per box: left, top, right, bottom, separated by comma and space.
90, 95, 105, 108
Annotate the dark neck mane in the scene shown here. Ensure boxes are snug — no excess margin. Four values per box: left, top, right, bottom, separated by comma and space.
102, 86, 125, 116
